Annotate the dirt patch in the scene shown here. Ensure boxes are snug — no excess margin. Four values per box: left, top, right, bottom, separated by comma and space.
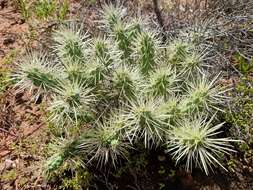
0, 88, 45, 154
0, 0, 44, 151
0, 88, 50, 190
0, 1, 29, 60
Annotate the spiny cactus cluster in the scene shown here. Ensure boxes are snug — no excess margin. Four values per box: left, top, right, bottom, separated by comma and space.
14, 4, 235, 176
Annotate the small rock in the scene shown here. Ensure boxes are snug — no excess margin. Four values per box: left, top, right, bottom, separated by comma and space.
0, 0, 7, 9
3, 36, 15, 46
158, 155, 166, 161
18, 18, 26, 24
0, 49, 5, 57
181, 173, 193, 188
0, 150, 10, 157
4, 159, 16, 170
200, 184, 221, 190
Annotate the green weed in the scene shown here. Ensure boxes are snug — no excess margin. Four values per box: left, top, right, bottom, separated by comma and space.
0, 50, 17, 93
234, 53, 253, 75
35, 0, 56, 20
58, 0, 69, 20
14, 0, 30, 20
225, 77, 253, 153
1, 169, 17, 182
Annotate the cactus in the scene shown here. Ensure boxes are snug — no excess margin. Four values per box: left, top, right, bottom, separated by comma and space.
14, 4, 235, 176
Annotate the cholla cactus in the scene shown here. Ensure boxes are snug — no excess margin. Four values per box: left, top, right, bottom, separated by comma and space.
78, 122, 131, 168
166, 115, 236, 175
14, 4, 235, 176
180, 51, 204, 78
112, 65, 141, 101
14, 52, 62, 96
123, 97, 167, 148
166, 39, 193, 67
133, 31, 161, 75
48, 80, 96, 126
99, 3, 126, 31
158, 96, 182, 122
45, 137, 85, 175
52, 23, 89, 64
179, 74, 227, 114
91, 38, 115, 67
147, 66, 179, 99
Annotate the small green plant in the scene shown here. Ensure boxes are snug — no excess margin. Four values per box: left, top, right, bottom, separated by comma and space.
14, 4, 235, 176
15, 0, 69, 21
225, 77, 253, 152
1, 50, 18, 65
0, 67, 10, 93
58, 0, 69, 20
0, 50, 17, 93
1, 169, 17, 181
47, 160, 92, 190
35, 0, 56, 20
14, 0, 30, 20
234, 52, 253, 75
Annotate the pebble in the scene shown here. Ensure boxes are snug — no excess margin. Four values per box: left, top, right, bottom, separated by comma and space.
4, 159, 16, 170
158, 155, 166, 161
200, 184, 221, 190
3, 36, 15, 46
0, 0, 7, 9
